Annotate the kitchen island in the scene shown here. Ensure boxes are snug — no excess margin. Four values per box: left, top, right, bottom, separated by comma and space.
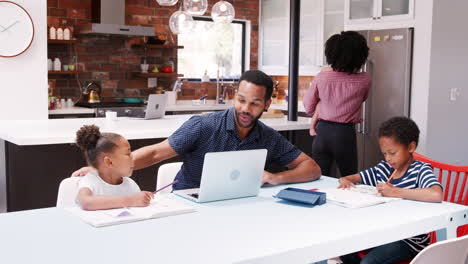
0, 114, 312, 212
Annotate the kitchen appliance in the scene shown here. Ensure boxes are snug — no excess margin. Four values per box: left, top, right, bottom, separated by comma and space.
81, 82, 102, 103
75, 0, 154, 36
74, 102, 146, 118
357, 28, 413, 171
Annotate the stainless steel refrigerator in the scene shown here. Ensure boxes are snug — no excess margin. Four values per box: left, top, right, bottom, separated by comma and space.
356, 28, 413, 171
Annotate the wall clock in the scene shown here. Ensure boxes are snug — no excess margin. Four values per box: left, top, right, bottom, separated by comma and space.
0, 1, 35, 58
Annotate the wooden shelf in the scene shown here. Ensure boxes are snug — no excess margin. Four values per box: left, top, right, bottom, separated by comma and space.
47, 39, 77, 44
48, 71, 80, 75
131, 44, 183, 49
136, 72, 183, 78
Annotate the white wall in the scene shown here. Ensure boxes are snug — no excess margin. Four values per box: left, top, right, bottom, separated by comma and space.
0, 0, 47, 120
410, 0, 433, 156
424, 0, 468, 164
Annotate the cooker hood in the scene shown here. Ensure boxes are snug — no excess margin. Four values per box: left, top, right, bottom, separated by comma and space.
76, 0, 154, 36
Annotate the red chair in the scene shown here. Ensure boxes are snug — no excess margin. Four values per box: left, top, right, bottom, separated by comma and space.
413, 152, 468, 238
358, 153, 468, 263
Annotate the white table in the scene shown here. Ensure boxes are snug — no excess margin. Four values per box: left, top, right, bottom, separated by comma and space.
0, 177, 466, 264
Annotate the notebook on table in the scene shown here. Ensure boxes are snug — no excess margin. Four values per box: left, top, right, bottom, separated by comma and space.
320, 185, 401, 208
65, 196, 195, 227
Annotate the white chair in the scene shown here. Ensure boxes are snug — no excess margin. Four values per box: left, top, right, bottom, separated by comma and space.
156, 162, 182, 195
56, 177, 81, 207
409, 235, 468, 264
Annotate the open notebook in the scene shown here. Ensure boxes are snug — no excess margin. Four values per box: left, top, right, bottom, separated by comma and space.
320, 185, 401, 208
65, 196, 195, 227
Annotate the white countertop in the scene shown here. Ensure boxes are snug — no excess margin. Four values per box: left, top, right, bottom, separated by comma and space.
0, 114, 311, 146
48, 101, 307, 115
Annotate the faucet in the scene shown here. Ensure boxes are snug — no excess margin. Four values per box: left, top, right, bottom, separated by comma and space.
171, 79, 183, 92
216, 59, 224, 104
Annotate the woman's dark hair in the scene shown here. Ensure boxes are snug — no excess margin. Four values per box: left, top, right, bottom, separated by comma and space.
378, 117, 420, 147
239, 70, 273, 101
75, 125, 122, 168
325, 31, 369, 74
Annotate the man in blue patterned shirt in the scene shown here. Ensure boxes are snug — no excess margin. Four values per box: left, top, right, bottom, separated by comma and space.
133, 70, 321, 190
74, 70, 321, 190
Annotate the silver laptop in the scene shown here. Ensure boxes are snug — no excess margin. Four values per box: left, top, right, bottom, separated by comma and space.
134, 94, 167, 119
173, 149, 268, 203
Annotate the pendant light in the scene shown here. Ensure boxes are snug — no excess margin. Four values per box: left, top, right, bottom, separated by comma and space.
156, 0, 178, 6
184, 0, 208, 16
211, 0, 235, 23
169, 6, 194, 34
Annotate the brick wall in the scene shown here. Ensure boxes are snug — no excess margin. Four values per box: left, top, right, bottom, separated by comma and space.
47, 0, 259, 101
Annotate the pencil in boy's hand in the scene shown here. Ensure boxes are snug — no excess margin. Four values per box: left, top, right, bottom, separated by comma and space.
386, 170, 397, 184
154, 180, 178, 194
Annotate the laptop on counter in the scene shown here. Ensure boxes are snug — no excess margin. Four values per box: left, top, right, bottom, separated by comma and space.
133, 94, 167, 120
173, 149, 268, 203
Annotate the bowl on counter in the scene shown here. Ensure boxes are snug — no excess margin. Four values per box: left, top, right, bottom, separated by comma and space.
115, 98, 145, 104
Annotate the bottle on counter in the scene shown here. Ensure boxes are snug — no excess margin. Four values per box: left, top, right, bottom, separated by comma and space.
56, 27, 64, 40
49, 26, 56, 40
201, 70, 210, 82
53, 58, 61, 71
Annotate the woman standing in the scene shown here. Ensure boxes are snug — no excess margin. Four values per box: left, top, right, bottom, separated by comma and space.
303, 31, 371, 177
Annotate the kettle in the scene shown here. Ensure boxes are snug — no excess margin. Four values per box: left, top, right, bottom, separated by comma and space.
82, 82, 101, 103
89, 90, 100, 103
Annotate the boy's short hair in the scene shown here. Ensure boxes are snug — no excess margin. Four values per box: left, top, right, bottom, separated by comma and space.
325, 31, 369, 74
239, 70, 273, 101
379, 116, 420, 147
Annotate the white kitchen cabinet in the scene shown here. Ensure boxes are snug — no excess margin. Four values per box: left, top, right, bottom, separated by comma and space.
344, 0, 414, 30
259, 0, 344, 76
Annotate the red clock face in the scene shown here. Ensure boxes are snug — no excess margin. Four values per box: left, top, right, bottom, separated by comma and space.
0, 1, 35, 58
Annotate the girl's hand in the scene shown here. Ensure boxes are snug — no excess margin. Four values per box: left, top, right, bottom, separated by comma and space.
377, 183, 400, 197
338, 178, 355, 189
128, 191, 154, 207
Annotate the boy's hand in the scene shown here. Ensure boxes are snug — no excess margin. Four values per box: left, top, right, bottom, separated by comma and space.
128, 191, 154, 207
377, 183, 400, 197
338, 178, 355, 189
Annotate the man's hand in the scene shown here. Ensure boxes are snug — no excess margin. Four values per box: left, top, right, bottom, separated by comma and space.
261, 171, 281, 185
377, 183, 400, 197
71, 166, 95, 177
127, 191, 154, 207
338, 177, 355, 189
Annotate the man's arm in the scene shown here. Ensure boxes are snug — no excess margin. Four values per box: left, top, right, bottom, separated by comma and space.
262, 152, 321, 185
71, 139, 178, 177
132, 139, 178, 170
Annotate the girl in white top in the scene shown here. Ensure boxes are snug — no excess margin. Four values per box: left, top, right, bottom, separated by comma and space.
75, 125, 153, 210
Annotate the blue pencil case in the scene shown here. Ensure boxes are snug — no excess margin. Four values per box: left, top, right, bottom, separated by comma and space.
274, 187, 326, 206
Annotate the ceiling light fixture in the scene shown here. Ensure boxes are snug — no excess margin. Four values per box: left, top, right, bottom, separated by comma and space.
156, 0, 178, 6
211, 0, 235, 23
184, 0, 208, 16
169, 6, 194, 34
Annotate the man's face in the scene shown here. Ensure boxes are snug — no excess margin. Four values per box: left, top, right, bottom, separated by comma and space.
233, 80, 271, 128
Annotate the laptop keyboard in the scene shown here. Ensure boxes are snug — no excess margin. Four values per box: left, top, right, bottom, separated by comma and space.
188, 193, 199, 199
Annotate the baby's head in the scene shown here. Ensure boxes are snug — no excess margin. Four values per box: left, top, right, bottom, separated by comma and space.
378, 117, 420, 169
325, 31, 369, 74
75, 125, 134, 177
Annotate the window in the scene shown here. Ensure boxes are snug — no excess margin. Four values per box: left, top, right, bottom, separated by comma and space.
177, 17, 246, 80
